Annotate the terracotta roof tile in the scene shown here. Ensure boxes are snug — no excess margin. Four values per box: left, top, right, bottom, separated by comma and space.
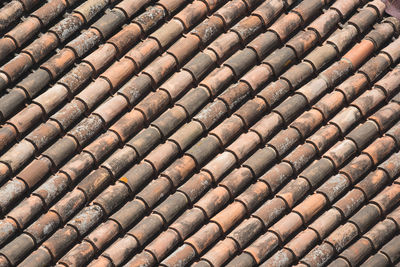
0, 0, 400, 266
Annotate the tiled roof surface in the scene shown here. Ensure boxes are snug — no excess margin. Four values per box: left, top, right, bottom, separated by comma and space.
0, 0, 400, 266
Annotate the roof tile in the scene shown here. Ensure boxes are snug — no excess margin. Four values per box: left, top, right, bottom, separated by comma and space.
0, 1, 25, 32
1, 0, 400, 266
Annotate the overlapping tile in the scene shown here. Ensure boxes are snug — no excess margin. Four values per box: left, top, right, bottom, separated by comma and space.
0, 0, 400, 266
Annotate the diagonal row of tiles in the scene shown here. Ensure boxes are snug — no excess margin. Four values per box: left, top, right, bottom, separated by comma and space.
0, 0, 378, 244
269, 181, 400, 267
0, 0, 238, 199
0, 0, 394, 266
0, 0, 85, 62
0, 0, 123, 91
83, 2, 400, 266
360, 219, 400, 267
0, 0, 294, 187
0, 0, 283, 231
52, 0, 351, 265
0, 0, 156, 124
0, 0, 370, 219
0, 0, 42, 32
0, 0, 264, 182
151, 24, 400, 267
0, 0, 296, 264
0, 0, 302, 223
1, 0, 400, 266
0, 0, 302, 251
119, 6, 400, 267
0, 0, 310, 253
0, 0, 173, 123
221, 67, 400, 266
135, 27, 400, 267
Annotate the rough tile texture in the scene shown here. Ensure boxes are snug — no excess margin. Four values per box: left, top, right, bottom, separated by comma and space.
0, 0, 400, 266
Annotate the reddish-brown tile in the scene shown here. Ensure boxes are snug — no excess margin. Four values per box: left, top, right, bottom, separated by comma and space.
0, 0, 399, 265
